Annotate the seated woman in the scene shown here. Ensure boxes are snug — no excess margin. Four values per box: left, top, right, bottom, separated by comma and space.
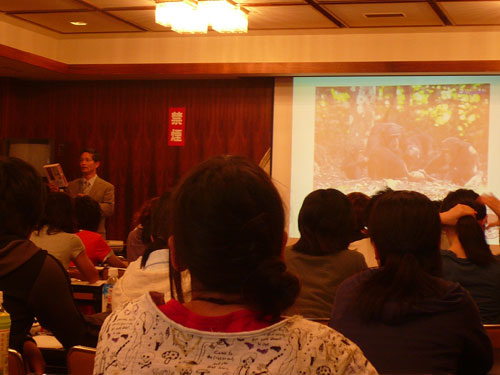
285, 189, 367, 318
94, 156, 377, 375
30, 191, 99, 283
74, 195, 126, 268
126, 197, 158, 263
0, 157, 98, 369
440, 188, 500, 323
329, 190, 492, 375
112, 192, 191, 310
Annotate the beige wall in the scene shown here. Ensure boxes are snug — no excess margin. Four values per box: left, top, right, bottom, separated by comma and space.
2, 14, 500, 64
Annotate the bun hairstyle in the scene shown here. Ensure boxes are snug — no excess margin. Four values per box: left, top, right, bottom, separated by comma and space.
294, 189, 355, 255
170, 155, 299, 320
441, 189, 495, 267
357, 191, 442, 322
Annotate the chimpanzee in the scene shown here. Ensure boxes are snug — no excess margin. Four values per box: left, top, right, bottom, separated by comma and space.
425, 137, 481, 186
365, 122, 410, 179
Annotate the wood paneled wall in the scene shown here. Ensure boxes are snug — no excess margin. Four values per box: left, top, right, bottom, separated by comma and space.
0, 78, 275, 240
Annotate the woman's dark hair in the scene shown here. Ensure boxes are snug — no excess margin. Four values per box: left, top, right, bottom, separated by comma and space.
133, 197, 159, 245
440, 189, 494, 267
74, 195, 101, 232
347, 192, 370, 241
293, 189, 355, 255
170, 155, 299, 320
139, 192, 184, 302
356, 191, 443, 322
0, 157, 46, 239
364, 187, 393, 230
36, 191, 76, 234
140, 192, 170, 268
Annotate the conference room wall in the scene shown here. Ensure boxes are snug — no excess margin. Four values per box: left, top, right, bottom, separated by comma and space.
0, 77, 274, 241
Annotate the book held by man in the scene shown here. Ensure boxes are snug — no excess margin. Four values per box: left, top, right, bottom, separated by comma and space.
43, 163, 68, 188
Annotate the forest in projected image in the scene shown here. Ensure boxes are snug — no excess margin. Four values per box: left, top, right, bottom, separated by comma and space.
314, 83, 489, 199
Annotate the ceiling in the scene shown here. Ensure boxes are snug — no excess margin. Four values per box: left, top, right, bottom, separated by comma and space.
1, 0, 500, 34
1, 0, 500, 79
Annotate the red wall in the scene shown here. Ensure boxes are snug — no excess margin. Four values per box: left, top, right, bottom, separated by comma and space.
0, 78, 275, 240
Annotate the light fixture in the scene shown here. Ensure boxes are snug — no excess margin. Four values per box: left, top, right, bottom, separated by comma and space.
155, 0, 248, 34
70, 21, 87, 26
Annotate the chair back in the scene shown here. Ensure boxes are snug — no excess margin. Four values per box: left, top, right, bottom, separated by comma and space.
8, 348, 25, 375
484, 324, 500, 348
67, 345, 96, 375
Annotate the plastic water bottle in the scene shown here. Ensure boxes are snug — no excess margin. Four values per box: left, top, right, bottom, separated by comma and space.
102, 268, 119, 313
0, 291, 10, 375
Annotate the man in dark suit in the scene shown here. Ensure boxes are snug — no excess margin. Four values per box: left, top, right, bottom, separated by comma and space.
67, 148, 114, 238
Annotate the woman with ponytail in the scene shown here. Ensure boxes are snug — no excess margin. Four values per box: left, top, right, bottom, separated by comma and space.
112, 192, 191, 310
440, 189, 500, 323
329, 190, 492, 375
94, 155, 376, 375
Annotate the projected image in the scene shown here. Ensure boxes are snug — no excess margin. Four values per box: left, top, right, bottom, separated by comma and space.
314, 83, 489, 199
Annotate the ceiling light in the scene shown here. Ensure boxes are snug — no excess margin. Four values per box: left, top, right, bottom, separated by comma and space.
155, 0, 248, 34
70, 21, 87, 26
198, 1, 248, 33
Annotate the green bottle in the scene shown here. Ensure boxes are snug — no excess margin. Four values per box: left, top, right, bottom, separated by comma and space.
0, 291, 10, 375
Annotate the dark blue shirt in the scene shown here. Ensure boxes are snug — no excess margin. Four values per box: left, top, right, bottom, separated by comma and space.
441, 249, 500, 324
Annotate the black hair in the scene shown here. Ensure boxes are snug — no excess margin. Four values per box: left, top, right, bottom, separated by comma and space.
139, 192, 184, 302
347, 192, 370, 241
356, 191, 443, 322
0, 157, 46, 239
440, 189, 494, 267
81, 148, 101, 162
36, 191, 76, 234
74, 195, 101, 232
170, 155, 299, 320
364, 187, 393, 229
132, 197, 159, 245
293, 189, 355, 255
140, 192, 170, 269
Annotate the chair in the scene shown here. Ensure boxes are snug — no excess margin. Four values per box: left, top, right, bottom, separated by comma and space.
485, 324, 500, 349
67, 345, 96, 375
8, 348, 26, 375
484, 325, 500, 375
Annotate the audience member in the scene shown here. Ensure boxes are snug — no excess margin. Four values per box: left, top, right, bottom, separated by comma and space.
74, 195, 126, 268
30, 192, 99, 283
112, 192, 190, 310
67, 148, 114, 238
347, 192, 370, 242
94, 155, 377, 375
0, 157, 98, 364
348, 188, 392, 268
125, 197, 158, 262
330, 190, 492, 375
440, 189, 500, 323
285, 189, 367, 318
480, 193, 500, 228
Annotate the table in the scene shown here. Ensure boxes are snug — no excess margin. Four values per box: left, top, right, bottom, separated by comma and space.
71, 280, 106, 314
